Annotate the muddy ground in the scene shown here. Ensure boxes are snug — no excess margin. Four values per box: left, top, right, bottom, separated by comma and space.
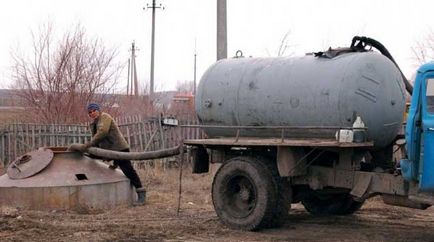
1, 164, 434, 242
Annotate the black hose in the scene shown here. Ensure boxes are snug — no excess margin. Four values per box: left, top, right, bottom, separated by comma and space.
351, 36, 413, 95
86, 145, 182, 160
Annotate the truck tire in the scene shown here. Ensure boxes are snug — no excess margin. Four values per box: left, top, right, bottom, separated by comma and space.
212, 156, 290, 231
261, 157, 292, 228
301, 191, 364, 216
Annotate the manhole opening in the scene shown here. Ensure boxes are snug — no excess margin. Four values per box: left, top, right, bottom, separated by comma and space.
75, 174, 88, 180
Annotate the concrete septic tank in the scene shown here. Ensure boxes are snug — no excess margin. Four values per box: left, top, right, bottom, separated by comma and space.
0, 147, 134, 212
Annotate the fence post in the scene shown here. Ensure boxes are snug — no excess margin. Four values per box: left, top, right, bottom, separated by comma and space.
137, 118, 143, 151
0, 129, 4, 167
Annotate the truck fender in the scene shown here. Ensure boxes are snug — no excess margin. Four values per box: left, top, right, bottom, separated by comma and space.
276, 147, 306, 177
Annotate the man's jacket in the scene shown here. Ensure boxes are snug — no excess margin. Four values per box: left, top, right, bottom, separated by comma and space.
89, 112, 129, 151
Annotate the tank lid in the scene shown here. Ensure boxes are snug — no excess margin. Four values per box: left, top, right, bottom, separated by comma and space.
7, 149, 54, 179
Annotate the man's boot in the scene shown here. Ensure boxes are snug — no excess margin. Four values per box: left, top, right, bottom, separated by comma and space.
134, 187, 146, 206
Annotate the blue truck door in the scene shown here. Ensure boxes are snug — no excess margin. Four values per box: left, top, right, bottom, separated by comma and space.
420, 77, 434, 191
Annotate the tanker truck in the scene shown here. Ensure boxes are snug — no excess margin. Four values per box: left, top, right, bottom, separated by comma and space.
183, 36, 434, 231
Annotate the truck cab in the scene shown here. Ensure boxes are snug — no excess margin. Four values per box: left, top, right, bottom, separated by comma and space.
402, 62, 434, 191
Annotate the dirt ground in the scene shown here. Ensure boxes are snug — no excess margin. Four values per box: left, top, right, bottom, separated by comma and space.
1, 164, 434, 242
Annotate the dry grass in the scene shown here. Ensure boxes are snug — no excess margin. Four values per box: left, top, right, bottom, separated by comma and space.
135, 162, 218, 210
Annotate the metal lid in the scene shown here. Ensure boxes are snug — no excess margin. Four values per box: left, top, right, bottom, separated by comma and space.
7, 149, 54, 179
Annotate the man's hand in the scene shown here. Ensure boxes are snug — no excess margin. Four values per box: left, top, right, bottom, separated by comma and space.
67, 143, 91, 153
102, 159, 117, 170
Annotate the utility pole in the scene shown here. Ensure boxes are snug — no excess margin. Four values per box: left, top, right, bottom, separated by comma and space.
193, 39, 197, 95
217, 0, 227, 60
132, 42, 139, 96
145, 0, 164, 100
127, 58, 131, 95
127, 41, 139, 96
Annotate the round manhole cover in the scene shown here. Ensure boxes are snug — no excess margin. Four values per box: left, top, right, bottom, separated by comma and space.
7, 149, 54, 179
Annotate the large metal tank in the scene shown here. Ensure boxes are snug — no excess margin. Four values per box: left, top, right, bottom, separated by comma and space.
196, 52, 406, 148
0, 147, 134, 212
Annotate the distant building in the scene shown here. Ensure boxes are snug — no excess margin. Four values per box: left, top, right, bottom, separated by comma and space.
170, 92, 195, 114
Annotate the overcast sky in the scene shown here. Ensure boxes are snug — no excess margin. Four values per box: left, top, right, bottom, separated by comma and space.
1, 0, 433, 92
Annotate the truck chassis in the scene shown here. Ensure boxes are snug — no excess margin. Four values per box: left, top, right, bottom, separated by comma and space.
184, 125, 434, 230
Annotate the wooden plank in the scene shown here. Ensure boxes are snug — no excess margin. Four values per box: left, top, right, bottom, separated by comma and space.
8, 125, 12, 162
159, 116, 165, 150
75, 125, 79, 144
15, 124, 20, 155
126, 124, 131, 150
81, 125, 85, 144
184, 137, 374, 148
54, 124, 57, 147
74, 125, 78, 144
138, 121, 143, 151
0, 129, 5, 165
13, 124, 17, 158
55, 124, 58, 146
38, 124, 42, 149
21, 124, 25, 154
72, 126, 76, 144
48, 124, 51, 147
61, 125, 65, 146
31, 124, 35, 149
142, 121, 148, 150
43, 124, 46, 147
22, 124, 25, 151
58, 125, 62, 147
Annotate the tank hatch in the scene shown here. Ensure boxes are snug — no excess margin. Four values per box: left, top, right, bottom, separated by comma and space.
7, 149, 54, 179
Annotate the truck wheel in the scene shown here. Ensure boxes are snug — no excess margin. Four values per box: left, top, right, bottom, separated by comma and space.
261, 157, 292, 228
301, 191, 364, 216
212, 156, 290, 231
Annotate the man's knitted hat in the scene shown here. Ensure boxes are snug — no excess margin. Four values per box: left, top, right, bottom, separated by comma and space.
87, 103, 100, 112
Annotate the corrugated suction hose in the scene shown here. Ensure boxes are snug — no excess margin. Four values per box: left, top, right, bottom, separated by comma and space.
351, 36, 413, 95
68, 143, 181, 160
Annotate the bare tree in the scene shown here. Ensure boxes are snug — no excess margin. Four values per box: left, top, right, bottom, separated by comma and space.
412, 29, 434, 66
11, 23, 122, 124
175, 80, 194, 93
266, 29, 295, 57
117, 84, 156, 118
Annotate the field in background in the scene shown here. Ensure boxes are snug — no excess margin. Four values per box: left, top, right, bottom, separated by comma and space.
0, 108, 28, 128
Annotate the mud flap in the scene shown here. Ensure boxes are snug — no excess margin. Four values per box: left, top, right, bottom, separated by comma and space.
409, 193, 434, 206
191, 146, 209, 174
350, 173, 372, 200
276, 147, 306, 177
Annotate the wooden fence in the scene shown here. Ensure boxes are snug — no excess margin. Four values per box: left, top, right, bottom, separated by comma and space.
0, 114, 203, 166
